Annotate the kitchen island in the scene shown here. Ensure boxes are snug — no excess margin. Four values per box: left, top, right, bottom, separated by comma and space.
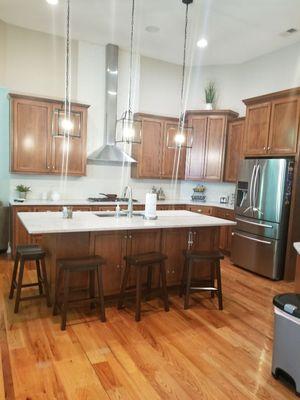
18, 210, 236, 297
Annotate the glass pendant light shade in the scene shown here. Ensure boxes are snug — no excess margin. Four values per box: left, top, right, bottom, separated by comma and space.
167, 115, 193, 149
116, 110, 142, 144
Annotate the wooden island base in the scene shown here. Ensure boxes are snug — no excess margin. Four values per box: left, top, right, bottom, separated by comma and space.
42, 226, 220, 298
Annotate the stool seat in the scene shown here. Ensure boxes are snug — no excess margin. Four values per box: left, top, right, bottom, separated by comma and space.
58, 256, 105, 270
17, 246, 45, 260
183, 250, 224, 261
124, 252, 167, 266
9, 244, 51, 313
53, 255, 106, 330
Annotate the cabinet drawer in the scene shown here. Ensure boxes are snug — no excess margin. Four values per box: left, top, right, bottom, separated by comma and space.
213, 207, 235, 220
187, 205, 213, 215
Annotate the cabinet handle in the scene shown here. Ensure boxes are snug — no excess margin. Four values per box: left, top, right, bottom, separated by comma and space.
124, 235, 128, 239
263, 146, 266, 151
267, 146, 270, 151
197, 209, 202, 213
129, 235, 132, 239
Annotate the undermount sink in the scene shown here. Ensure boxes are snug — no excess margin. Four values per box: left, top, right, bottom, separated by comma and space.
95, 212, 145, 218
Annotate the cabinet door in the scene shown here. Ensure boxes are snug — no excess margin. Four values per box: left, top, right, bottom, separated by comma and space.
268, 96, 300, 155
11, 98, 51, 173
189, 227, 220, 280
51, 103, 87, 176
132, 118, 163, 178
127, 230, 161, 287
244, 102, 271, 156
187, 205, 213, 216
12, 206, 35, 257
224, 119, 245, 182
93, 231, 126, 295
161, 121, 186, 179
161, 229, 188, 286
185, 116, 207, 180
203, 116, 227, 181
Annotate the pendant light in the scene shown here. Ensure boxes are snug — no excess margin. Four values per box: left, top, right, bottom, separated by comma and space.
167, 0, 193, 149
116, 0, 142, 144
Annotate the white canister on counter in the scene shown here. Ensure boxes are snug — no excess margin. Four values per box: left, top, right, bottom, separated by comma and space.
144, 193, 157, 220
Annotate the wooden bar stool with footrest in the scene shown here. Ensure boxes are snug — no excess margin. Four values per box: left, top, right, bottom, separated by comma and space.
9, 244, 51, 313
53, 256, 106, 330
117, 252, 169, 321
180, 250, 224, 310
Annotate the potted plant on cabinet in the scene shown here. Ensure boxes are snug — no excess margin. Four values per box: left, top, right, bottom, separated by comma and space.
16, 184, 31, 200
205, 81, 216, 110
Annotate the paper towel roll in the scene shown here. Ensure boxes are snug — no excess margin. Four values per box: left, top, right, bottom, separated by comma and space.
145, 193, 157, 219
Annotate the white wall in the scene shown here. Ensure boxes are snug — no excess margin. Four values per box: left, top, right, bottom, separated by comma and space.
1, 19, 300, 203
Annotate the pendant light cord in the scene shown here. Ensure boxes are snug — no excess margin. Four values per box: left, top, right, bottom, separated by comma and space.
180, 2, 189, 128
65, 0, 71, 117
128, 0, 135, 115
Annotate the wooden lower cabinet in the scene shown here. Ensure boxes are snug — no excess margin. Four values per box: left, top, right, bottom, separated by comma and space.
213, 208, 235, 254
186, 205, 213, 215
161, 228, 188, 286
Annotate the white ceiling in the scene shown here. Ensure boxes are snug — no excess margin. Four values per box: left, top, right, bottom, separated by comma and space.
0, 0, 300, 65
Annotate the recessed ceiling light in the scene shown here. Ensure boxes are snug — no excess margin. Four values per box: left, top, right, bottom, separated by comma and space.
46, 0, 59, 5
280, 28, 298, 37
197, 38, 208, 48
145, 25, 160, 33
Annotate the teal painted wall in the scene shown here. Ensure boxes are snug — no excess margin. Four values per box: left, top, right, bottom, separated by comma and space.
0, 87, 10, 205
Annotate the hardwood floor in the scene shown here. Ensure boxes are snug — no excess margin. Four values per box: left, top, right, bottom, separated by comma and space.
0, 255, 296, 399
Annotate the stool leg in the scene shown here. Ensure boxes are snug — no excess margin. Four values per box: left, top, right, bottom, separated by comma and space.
89, 270, 96, 309
159, 261, 169, 312
40, 258, 51, 307
117, 261, 130, 310
180, 257, 188, 298
146, 265, 152, 300
14, 258, 25, 313
53, 268, 62, 316
135, 267, 142, 322
36, 260, 43, 295
184, 259, 193, 310
210, 261, 215, 299
61, 269, 70, 330
9, 254, 20, 299
215, 261, 223, 310
96, 265, 106, 322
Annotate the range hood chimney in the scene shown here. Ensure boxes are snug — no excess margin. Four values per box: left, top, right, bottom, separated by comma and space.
87, 44, 136, 163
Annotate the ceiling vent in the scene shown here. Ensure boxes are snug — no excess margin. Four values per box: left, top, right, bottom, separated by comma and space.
280, 28, 298, 37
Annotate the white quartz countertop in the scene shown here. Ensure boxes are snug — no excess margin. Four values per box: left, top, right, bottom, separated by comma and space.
18, 210, 236, 235
10, 199, 234, 210
294, 242, 300, 255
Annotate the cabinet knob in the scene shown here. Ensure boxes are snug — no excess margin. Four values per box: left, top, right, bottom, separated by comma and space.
197, 209, 202, 213
267, 146, 270, 151
129, 235, 132, 239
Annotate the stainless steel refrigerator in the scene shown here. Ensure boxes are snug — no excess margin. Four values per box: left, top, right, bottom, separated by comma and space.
231, 158, 294, 280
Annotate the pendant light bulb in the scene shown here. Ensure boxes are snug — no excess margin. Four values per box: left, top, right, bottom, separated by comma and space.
61, 118, 74, 132
174, 132, 186, 146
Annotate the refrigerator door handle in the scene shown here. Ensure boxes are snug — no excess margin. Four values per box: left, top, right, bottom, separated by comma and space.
235, 217, 273, 229
253, 164, 259, 208
232, 232, 272, 245
243, 164, 256, 214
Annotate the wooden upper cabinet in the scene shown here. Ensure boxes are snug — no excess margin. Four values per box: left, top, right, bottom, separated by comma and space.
243, 88, 300, 157
185, 110, 238, 182
244, 102, 271, 156
161, 121, 186, 179
203, 116, 227, 180
185, 115, 207, 180
269, 96, 300, 155
11, 97, 52, 173
51, 103, 87, 175
10, 94, 89, 176
224, 117, 245, 182
132, 117, 163, 179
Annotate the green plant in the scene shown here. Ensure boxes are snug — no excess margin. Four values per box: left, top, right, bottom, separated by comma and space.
16, 184, 31, 193
205, 81, 216, 104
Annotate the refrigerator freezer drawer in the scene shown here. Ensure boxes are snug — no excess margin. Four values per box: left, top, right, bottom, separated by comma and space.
235, 216, 280, 239
231, 230, 284, 280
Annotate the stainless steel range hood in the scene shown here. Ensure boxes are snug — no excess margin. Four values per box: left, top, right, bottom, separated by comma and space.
87, 44, 136, 164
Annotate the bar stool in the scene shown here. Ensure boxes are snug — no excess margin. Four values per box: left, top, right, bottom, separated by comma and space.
53, 256, 106, 330
117, 252, 169, 321
180, 250, 224, 310
9, 244, 51, 313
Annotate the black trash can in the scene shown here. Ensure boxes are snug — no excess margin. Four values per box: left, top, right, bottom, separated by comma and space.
272, 293, 300, 396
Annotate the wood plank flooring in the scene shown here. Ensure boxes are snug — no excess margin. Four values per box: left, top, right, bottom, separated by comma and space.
0, 255, 297, 399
